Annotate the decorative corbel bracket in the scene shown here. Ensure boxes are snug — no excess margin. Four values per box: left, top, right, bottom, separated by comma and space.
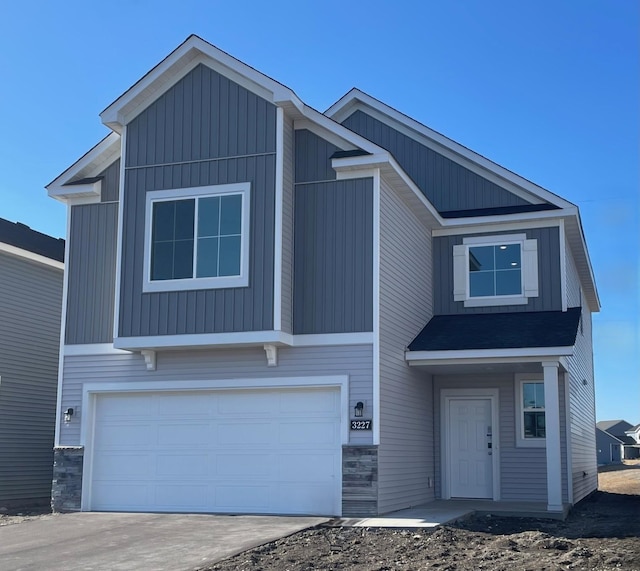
141, 349, 157, 371
264, 344, 278, 367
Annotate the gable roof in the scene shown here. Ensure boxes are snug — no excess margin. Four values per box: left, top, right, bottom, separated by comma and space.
596, 427, 625, 444
596, 420, 634, 437
408, 307, 581, 352
0, 218, 65, 265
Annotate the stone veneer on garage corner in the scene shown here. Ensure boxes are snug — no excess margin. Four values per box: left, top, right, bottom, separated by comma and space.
51, 447, 84, 512
342, 445, 378, 516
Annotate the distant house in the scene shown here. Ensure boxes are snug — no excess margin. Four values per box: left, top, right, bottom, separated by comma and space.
596, 420, 640, 464
47, 35, 599, 517
0, 218, 64, 508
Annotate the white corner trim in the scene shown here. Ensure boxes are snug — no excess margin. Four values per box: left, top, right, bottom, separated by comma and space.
274, 107, 284, 332
0, 242, 64, 270
112, 126, 126, 343
263, 344, 278, 366
141, 349, 157, 371
372, 170, 381, 446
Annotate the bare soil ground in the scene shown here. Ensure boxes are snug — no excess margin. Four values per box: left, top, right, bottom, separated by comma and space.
2, 462, 638, 570
204, 462, 640, 571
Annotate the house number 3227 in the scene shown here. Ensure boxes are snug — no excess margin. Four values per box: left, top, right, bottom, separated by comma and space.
350, 420, 372, 430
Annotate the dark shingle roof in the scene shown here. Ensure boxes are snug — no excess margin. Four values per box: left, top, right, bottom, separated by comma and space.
440, 203, 560, 219
408, 308, 582, 352
330, 149, 372, 159
0, 218, 65, 263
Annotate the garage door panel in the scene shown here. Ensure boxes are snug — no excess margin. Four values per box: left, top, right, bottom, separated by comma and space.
90, 387, 341, 515
218, 422, 275, 445
156, 454, 209, 477
157, 422, 213, 445
215, 453, 272, 478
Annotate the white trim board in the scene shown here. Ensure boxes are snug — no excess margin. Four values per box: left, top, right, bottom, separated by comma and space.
0, 242, 64, 270
406, 347, 574, 364
273, 107, 284, 331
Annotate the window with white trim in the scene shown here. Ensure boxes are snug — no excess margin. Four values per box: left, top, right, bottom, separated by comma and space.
516, 379, 546, 447
143, 184, 250, 292
453, 233, 538, 307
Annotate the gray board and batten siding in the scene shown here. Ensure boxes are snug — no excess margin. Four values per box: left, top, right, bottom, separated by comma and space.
293, 129, 373, 334
433, 227, 562, 315
65, 160, 119, 345
0, 251, 63, 507
342, 110, 532, 213
119, 64, 277, 337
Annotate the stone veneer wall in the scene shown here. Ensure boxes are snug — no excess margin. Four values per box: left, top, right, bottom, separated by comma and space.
342, 445, 378, 516
51, 447, 84, 512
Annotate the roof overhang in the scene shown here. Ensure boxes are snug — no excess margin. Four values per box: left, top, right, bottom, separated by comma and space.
100, 35, 305, 133
46, 132, 120, 203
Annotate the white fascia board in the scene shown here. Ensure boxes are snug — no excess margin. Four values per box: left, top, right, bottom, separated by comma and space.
564, 215, 600, 312
294, 119, 360, 151
0, 242, 64, 270
326, 89, 575, 209
405, 346, 575, 364
434, 214, 568, 236
46, 132, 121, 201
100, 35, 302, 132
64, 343, 132, 356
331, 153, 390, 172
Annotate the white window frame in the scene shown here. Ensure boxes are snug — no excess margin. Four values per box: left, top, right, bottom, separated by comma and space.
143, 183, 251, 293
453, 233, 538, 307
515, 376, 546, 448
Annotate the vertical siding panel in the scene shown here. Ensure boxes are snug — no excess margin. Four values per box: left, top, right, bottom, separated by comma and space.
280, 115, 294, 334
342, 110, 531, 212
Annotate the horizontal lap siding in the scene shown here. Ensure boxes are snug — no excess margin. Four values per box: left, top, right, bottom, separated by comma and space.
565, 250, 597, 502
342, 110, 530, 212
58, 344, 374, 446
433, 226, 562, 314
0, 253, 63, 504
378, 176, 435, 513
66, 203, 118, 344
120, 64, 276, 337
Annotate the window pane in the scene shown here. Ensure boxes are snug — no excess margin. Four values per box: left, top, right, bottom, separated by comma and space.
524, 411, 545, 438
152, 201, 175, 242
523, 383, 536, 408
536, 412, 546, 438
174, 199, 195, 240
469, 246, 494, 272
218, 235, 241, 276
198, 197, 220, 238
196, 237, 219, 278
536, 383, 545, 407
496, 269, 522, 295
469, 271, 494, 297
151, 242, 174, 280
220, 194, 242, 236
495, 244, 520, 270
173, 239, 194, 279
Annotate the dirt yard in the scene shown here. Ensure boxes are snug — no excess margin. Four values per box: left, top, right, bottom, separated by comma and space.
2, 462, 638, 570
203, 462, 640, 571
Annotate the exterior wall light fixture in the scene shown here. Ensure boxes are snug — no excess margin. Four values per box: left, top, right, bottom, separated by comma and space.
354, 402, 364, 418
64, 408, 74, 423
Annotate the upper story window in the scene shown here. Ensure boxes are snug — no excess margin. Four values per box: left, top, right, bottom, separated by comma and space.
453, 233, 538, 307
143, 183, 250, 292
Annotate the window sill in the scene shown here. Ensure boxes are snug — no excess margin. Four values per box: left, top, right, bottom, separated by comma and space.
464, 296, 528, 308
143, 275, 249, 293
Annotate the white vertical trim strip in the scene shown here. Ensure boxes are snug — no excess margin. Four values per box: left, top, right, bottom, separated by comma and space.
559, 219, 568, 311
112, 126, 126, 342
372, 169, 381, 445
563, 372, 574, 504
274, 107, 284, 331
54, 205, 72, 446
543, 360, 563, 511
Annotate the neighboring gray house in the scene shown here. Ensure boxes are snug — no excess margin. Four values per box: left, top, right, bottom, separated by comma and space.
46, 35, 600, 517
0, 218, 64, 508
596, 426, 623, 465
597, 420, 640, 462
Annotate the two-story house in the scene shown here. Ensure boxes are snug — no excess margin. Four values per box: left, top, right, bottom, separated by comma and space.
47, 35, 599, 517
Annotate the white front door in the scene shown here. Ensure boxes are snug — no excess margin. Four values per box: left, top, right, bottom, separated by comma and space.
448, 398, 493, 499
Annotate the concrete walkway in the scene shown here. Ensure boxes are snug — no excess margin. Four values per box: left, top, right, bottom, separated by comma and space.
0, 512, 327, 571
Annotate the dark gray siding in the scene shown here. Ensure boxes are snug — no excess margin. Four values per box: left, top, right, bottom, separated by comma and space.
433, 227, 562, 314
100, 159, 120, 202
65, 203, 118, 344
294, 179, 373, 334
0, 252, 62, 507
119, 64, 277, 337
295, 129, 339, 183
342, 110, 531, 212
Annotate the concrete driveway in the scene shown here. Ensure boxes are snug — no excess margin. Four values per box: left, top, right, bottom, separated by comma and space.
0, 512, 327, 571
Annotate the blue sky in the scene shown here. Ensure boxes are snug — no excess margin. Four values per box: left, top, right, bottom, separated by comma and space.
0, 1, 637, 422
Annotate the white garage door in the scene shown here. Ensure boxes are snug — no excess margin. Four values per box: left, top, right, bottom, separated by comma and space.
89, 387, 342, 515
